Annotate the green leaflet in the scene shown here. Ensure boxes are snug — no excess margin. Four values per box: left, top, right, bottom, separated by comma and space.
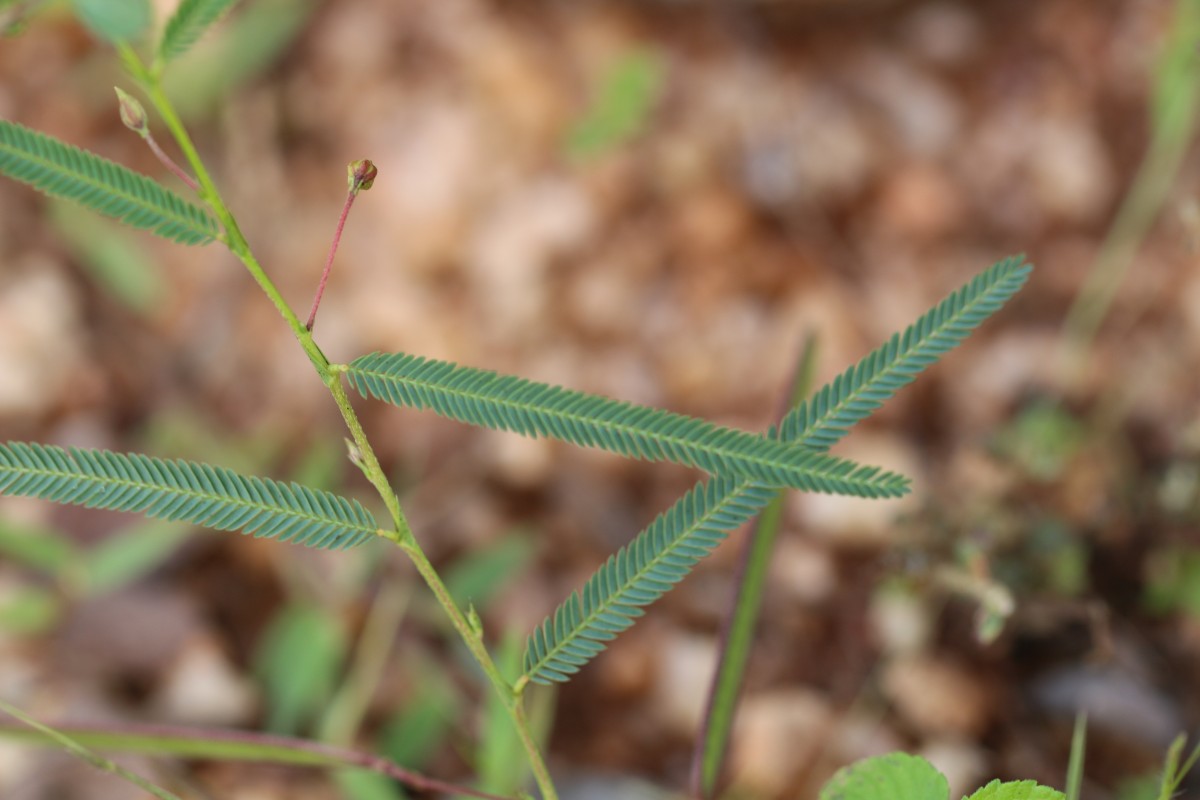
819, 753, 948, 800
965, 781, 1065, 800
0, 121, 219, 245
521, 256, 1033, 685
0, 443, 378, 550
159, 0, 241, 63
782, 255, 1035, 446
343, 353, 909, 498
71, 0, 151, 44
524, 476, 774, 684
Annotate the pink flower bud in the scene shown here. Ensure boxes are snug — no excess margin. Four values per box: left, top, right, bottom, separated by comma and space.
347, 159, 378, 193
114, 87, 148, 137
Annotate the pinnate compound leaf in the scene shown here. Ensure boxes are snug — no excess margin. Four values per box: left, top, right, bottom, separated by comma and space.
781, 255, 1033, 448
819, 753, 948, 800
160, 0, 240, 62
521, 256, 1032, 685
0, 443, 378, 550
71, 0, 151, 43
0, 121, 219, 245
964, 781, 1065, 800
523, 475, 774, 684
344, 353, 909, 498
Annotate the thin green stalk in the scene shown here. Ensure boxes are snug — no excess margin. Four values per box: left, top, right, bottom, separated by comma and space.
690, 334, 819, 799
1060, 0, 1200, 385
319, 582, 411, 746
1065, 712, 1086, 800
0, 700, 183, 800
118, 46, 559, 800
1156, 734, 1200, 800
0, 718, 509, 800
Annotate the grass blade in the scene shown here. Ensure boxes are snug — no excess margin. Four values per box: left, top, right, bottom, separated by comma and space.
691, 334, 819, 799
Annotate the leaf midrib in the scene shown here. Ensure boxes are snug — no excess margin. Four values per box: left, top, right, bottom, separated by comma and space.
788, 265, 1029, 448
0, 126, 216, 239
527, 478, 755, 681
0, 454, 377, 537
346, 360, 903, 495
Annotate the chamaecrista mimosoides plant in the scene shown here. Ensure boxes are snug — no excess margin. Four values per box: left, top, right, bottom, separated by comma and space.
0, 2, 1033, 798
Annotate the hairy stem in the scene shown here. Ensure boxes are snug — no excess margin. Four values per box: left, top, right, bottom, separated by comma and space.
122, 47, 558, 800
398, 536, 557, 799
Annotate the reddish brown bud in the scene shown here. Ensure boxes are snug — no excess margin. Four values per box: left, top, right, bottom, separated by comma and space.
347, 159, 377, 193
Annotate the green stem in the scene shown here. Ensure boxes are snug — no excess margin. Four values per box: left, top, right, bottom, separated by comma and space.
123, 47, 558, 800
398, 537, 557, 799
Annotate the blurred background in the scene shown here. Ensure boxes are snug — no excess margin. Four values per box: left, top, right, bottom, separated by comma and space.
1, 0, 1199, 798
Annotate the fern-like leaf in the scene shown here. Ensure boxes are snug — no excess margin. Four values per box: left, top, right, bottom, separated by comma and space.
0, 121, 219, 245
0, 443, 378, 550
522, 256, 1033, 684
159, 0, 240, 62
781, 255, 1034, 447
343, 353, 908, 498
524, 475, 772, 683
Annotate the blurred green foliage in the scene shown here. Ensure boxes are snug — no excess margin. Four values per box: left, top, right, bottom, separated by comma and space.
567, 49, 664, 160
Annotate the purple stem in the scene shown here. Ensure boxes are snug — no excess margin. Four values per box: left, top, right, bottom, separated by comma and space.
0, 718, 508, 800
145, 131, 199, 192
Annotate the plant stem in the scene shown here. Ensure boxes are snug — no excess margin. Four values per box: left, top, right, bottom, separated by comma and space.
306, 189, 356, 331
145, 131, 199, 191
307, 159, 375, 332
0, 718, 510, 800
0, 701, 183, 800
124, 47, 558, 800
398, 536, 557, 800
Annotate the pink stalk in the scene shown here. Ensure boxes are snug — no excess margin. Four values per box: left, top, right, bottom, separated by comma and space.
305, 159, 377, 332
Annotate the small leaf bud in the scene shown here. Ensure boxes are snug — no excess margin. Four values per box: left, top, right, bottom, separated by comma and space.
344, 437, 366, 470
114, 87, 148, 137
347, 159, 377, 193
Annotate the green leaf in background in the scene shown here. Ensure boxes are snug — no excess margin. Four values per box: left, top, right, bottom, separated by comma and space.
158, 0, 240, 63
1114, 776, 1159, 800
161, 0, 317, 120
567, 49, 664, 159
964, 780, 1066, 800
475, 630, 554, 799
71, 0, 151, 44
82, 520, 193, 595
334, 769, 403, 800
445, 534, 536, 610
0, 586, 60, 634
819, 753, 948, 800
0, 121, 220, 245
50, 199, 164, 315
256, 605, 347, 735
380, 656, 459, 772
1143, 546, 1200, 616
0, 520, 79, 575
